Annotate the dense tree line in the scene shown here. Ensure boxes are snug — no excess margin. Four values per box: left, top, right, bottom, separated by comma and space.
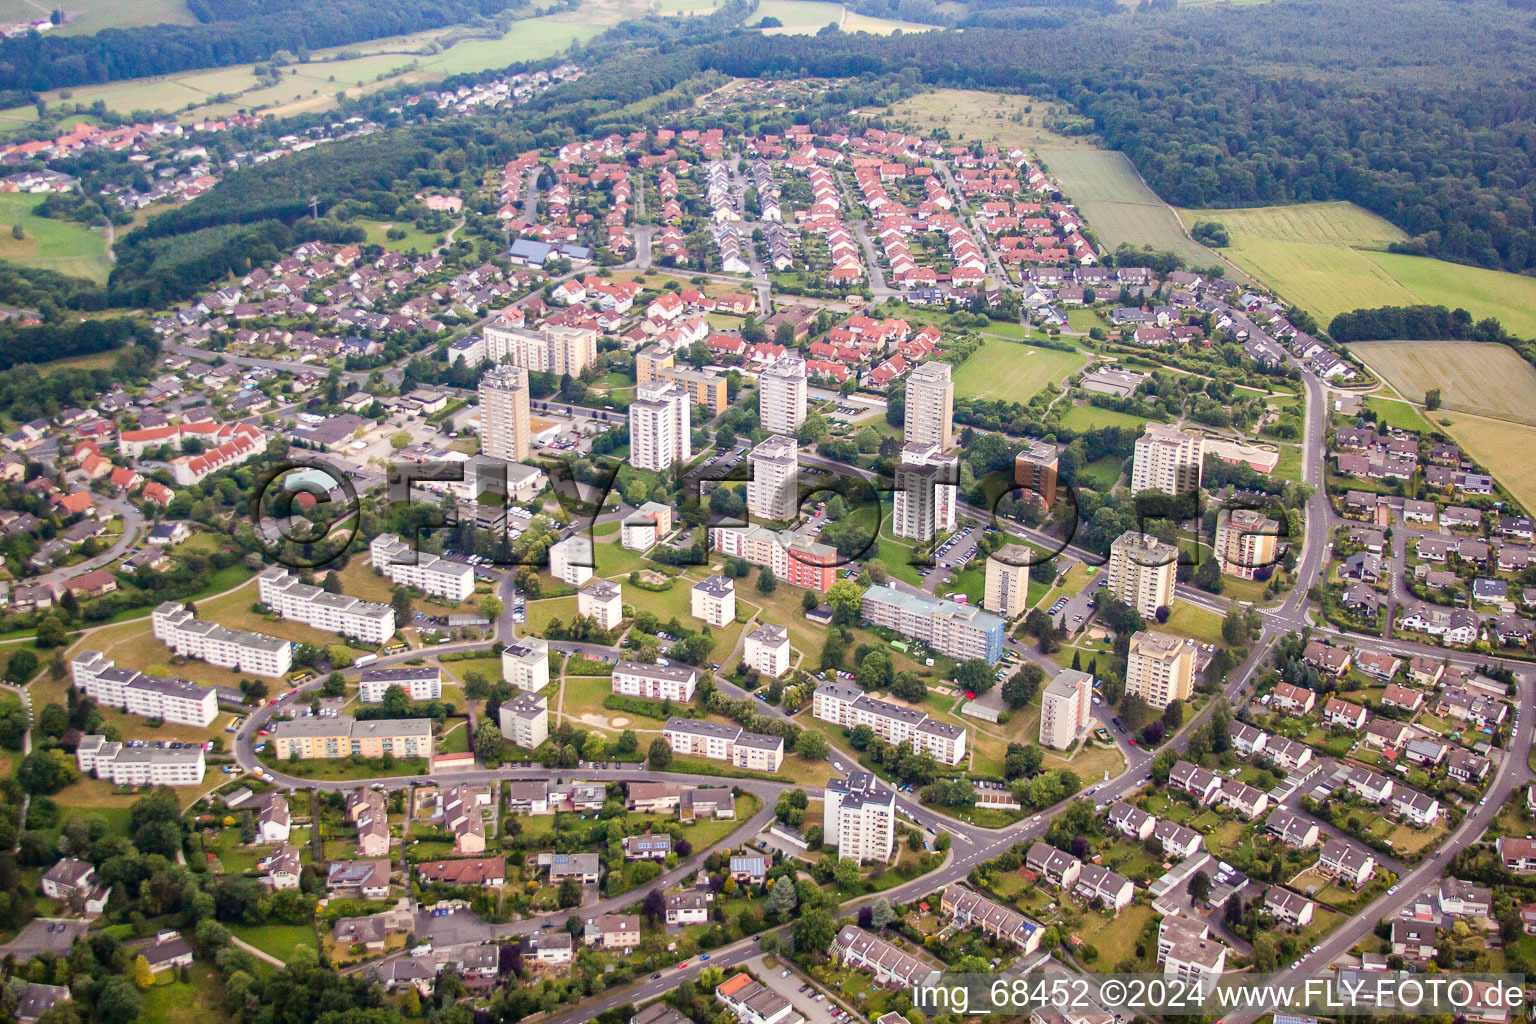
0, 315, 142, 372
0, 0, 532, 92
1330, 303, 1536, 372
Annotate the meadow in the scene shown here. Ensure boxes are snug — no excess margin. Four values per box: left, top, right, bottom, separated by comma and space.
0, 0, 194, 35
1037, 149, 1216, 267
1351, 340, 1536, 426
752, 0, 933, 33
0, 192, 112, 282
883, 88, 1099, 152
951, 338, 1087, 402
1436, 412, 1536, 516
1175, 201, 1536, 335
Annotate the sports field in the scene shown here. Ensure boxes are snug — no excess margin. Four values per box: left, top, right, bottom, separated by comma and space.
1174, 201, 1536, 336
1039, 149, 1216, 267
0, 192, 113, 282
952, 338, 1087, 402
884, 88, 1098, 152
1351, 340, 1536, 427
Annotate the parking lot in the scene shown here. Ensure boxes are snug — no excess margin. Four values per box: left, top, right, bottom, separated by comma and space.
744, 954, 845, 1024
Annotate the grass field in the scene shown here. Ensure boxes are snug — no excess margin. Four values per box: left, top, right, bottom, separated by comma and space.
1059, 403, 1147, 432
228, 922, 319, 962
0, 192, 112, 282
952, 338, 1086, 402
1363, 396, 1433, 434
1352, 340, 1536, 426
354, 218, 442, 255
1437, 412, 1536, 515
139, 961, 224, 1024
1038, 149, 1214, 266
32, 0, 194, 34
883, 88, 1098, 152
1177, 202, 1536, 335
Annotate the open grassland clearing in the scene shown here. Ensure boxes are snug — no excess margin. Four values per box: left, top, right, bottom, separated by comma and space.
1352, 340, 1536, 426
22, 0, 195, 35
1038, 149, 1215, 267
1177, 202, 1536, 335
952, 338, 1087, 403
0, 192, 112, 282
1437, 412, 1536, 516
882, 88, 1099, 151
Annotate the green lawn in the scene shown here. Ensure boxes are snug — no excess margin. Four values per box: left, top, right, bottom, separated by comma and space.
229, 922, 319, 962
952, 337, 1086, 403
1059, 404, 1148, 432
139, 961, 225, 1024
1162, 602, 1226, 646
353, 217, 442, 255
0, 192, 113, 282
1366, 396, 1434, 433
1078, 456, 1123, 492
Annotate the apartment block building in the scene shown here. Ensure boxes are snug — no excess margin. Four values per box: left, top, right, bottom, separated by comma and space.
578, 579, 624, 630
758, 356, 808, 436
629, 379, 691, 471
662, 717, 784, 772
1107, 531, 1177, 617
1126, 630, 1197, 708
859, 585, 1005, 664
892, 442, 958, 542
358, 666, 442, 703
270, 716, 432, 760
76, 735, 206, 786
824, 770, 896, 862
612, 660, 698, 702
1214, 508, 1280, 580
71, 651, 216, 727
479, 364, 532, 463
903, 361, 954, 450
983, 546, 1034, 619
498, 691, 549, 750
1039, 668, 1094, 750
151, 602, 292, 678
743, 623, 791, 678
691, 574, 736, 627
1131, 423, 1204, 496
369, 534, 476, 603
814, 681, 968, 765
258, 567, 395, 644
709, 523, 837, 592
483, 322, 597, 377
548, 535, 594, 586
1014, 440, 1059, 508
746, 435, 799, 522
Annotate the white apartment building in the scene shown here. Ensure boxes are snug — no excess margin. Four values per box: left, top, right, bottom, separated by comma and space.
71, 651, 217, 727
358, 666, 442, 703
824, 771, 896, 863
859, 585, 1005, 664
758, 357, 808, 436
983, 545, 1033, 619
746, 435, 799, 522
76, 735, 206, 786
629, 379, 691, 472
499, 691, 549, 750
151, 602, 293, 678
621, 501, 672, 552
1107, 531, 1177, 617
1131, 423, 1204, 496
483, 322, 597, 377
1126, 630, 1197, 708
892, 442, 958, 542
257, 568, 396, 644
903, 361, 954, 450
1039, 668, 1094, 750
743, 623, 791, 678
501, 637, 550, 692
613, 660, 698, 702
479, 364, 532, 463
813, 681, 968, 765
662, 717, 784, 772
370, 534, 476, 603
691, 575, 736, 627
1214, 507, 1280, 580
578, 579, 623, 630
548, 535, 594, 586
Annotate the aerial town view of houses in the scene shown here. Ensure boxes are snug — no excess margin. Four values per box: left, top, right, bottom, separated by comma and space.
0, 5, 1530, 1024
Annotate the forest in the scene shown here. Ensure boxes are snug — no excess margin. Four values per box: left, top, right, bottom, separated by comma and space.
0, 0, 531, 92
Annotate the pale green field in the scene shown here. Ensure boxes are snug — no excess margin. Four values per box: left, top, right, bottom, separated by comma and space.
755, 0, 845, 29
356, 219, 443, 255
1351, 340, 1536, 427
1175, 201, 1536, 336
842, 10, 941, 32
38, 0, 635, 121
884, 88, 1099, 152
0, 192, 112, 282
1438, 412, 1536, 515
952, 337, 1087, 402
1039, 149, 1215, 267
0, 0, 193, 34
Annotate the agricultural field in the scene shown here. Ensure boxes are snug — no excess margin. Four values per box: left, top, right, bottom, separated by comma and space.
883, 88, 1098, 152
1176, 202, 1536, 335
1037, 149, 1215, 267
952, 338, 1087, 403
13, 0, 195, 34
37, 0, 640, 121
1351, 341, 1536, 426
1437, 412, 1536, 516
0, 192, 113, 282
753, 0, 938, 34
